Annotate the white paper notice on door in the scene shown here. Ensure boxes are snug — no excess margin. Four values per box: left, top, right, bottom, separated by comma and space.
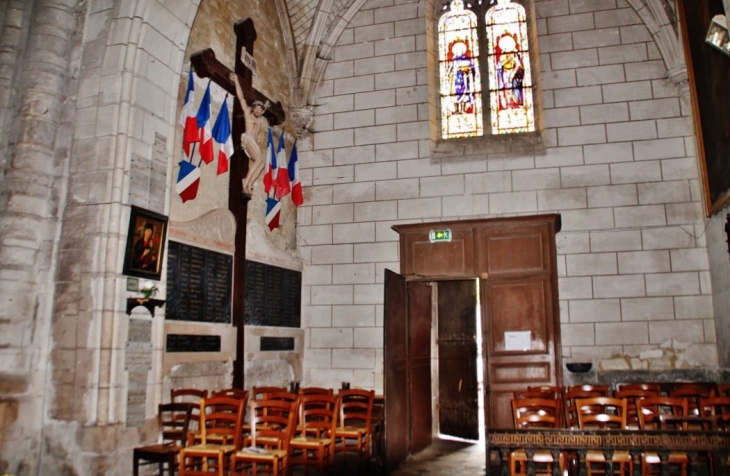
504, 331, 531, 351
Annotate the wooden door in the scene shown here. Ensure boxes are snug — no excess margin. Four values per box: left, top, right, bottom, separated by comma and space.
384, 269, 408, 470
437, 280, 479, 440
409, 281, 432, 453
477, 221, 561, 429
383, 270, 433, 469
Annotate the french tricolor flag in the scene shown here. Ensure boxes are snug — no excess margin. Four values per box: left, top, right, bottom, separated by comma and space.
212, 97, 232, 175
265, 194, 281, 231
288, 141, 303, 206
275, 133, 291, 199
262, 128, 276, 194
180, 70, 198, 157
196, 81, 214, 164
176, 160, 200, 203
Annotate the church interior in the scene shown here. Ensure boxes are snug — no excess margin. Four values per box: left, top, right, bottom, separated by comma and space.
2, 0, 730, 474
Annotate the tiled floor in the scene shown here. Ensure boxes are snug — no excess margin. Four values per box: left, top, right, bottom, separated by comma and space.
293, 437, 486, 475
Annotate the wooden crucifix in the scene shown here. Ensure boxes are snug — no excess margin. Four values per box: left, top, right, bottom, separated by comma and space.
190, 18, 285, 388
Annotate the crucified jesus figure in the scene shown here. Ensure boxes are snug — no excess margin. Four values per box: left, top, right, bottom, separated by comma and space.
231, 72, 270, 195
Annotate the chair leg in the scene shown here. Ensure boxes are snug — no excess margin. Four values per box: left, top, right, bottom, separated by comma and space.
133, 453, 140, 476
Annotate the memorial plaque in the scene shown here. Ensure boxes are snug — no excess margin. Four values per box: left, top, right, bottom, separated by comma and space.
260, 336, 296, 351
166, 334, 222, 353
244, 260, 301, 328
166, 241, 232, 323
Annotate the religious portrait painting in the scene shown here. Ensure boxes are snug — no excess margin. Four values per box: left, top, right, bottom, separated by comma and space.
122, 206, 168, 280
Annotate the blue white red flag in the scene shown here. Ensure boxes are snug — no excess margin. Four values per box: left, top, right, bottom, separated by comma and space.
262, 128, 276, 194
265, 194, 281, 231
288, 141, 303, 206
196, 81, 214, 164
212, 97, 232, 175
275, 134, 291, 199
180, 70, 198, 157
176, 160, 200, 203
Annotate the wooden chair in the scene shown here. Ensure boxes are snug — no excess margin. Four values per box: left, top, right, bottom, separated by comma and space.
510, 398, 566, 476
613, 388, 659, 429
133, 403, 193, 476
563, 387, 608, 429
669, 383, 717, 415
334, 388, 375, 469
717, 384, 730, 397
178, 396, 245, 476
289, 393, 340, 475
520, 386, 564, 427
171, 388, 208, 431
251, 386, 287, 400
298, 386, 334, 396
615, 382, 663, 395
575, 397, 631, 476
230, 397, 300, 476
699, 396, 730, 430
636, 397, 689, 476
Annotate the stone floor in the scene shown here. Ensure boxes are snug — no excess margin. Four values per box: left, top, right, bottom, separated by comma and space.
293, 437, 486, 475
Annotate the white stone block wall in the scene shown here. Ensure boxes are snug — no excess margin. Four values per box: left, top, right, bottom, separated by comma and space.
299, 0, 716, 392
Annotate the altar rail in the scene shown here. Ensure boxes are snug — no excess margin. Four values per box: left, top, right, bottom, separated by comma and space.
486, 428, 730, 476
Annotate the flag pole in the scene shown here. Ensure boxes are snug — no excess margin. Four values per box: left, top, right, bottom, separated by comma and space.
189, 142, 197, 163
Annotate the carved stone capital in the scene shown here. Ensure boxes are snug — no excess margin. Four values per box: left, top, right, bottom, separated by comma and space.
290, 107, 314, 138
667, 64, 690, 97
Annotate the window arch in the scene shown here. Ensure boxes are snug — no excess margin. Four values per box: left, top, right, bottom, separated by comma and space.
438, 0, 536, 140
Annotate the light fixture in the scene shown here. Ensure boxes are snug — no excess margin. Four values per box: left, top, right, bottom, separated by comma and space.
706, 0, 730, 56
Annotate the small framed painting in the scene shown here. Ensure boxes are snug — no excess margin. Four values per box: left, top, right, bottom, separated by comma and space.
122, 206, 168, 280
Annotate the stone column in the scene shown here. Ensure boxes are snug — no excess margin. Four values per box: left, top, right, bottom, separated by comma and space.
0, 0, 79, 473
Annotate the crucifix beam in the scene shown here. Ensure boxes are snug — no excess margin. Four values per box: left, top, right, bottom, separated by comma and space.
190, 48, 285, 126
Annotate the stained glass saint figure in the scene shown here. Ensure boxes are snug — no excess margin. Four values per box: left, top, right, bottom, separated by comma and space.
439, 0, 483, 139
485, 0, 535, 134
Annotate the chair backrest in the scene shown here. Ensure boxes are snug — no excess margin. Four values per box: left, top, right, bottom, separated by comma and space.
171, 388, 207, 428
699, 396, 730, 430
515, 389, 564, 427
615, 382, 663, 394
512, 398, 560, 429
158, 402, 194, 446
575, 397, 627, 430
338, 389, 375, 432
669, 383, 717, 415
211, 388, 249, 401
299, 387, 334, 396
717, 384, 730, 397
613, 388, 660, 429
199, 396, 245, 449
299, 394, 340, 438
636, 396, 688, 430
563, 388, 608, 428
248, 397, 300, 451
251, 386, 287, 400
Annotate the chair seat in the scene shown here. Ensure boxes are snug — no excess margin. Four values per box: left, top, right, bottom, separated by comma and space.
643, 451, 689, 464
185, 443, 236, 454
336, 426, 366, 437
586, 449, 632, 462
291, 436, 333, 448
235, 448, 287, 461
511, 448, 561, 463
134, 443, 182, 456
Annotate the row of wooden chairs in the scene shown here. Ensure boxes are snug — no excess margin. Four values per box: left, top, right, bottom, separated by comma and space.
133, 386, 375, 476
515, 382, 721, 429
511, 394, 730, 476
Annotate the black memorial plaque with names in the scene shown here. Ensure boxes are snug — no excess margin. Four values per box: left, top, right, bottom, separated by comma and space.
260, 336, 296, 351
166, 241, 232, 324
166, 334, 222, 353
244, 260, 301, 328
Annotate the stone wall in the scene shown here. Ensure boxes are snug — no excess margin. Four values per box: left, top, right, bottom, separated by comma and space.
298, 0, 717, 394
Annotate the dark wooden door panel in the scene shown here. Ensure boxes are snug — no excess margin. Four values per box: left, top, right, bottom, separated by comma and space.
409, 281, 433, 454
438, 280, 479, 440
384, 269, 408, 471
487, 278, 552, 355
476, 224, 551, 278
400, 228, 475, 277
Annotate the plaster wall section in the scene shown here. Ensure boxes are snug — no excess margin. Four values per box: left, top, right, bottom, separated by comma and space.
300, 0, 716, 393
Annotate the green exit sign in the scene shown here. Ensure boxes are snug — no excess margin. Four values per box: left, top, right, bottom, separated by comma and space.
429, 229, 452, 243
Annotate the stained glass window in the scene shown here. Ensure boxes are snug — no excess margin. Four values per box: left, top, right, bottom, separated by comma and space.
438, 0, 535, 139
439, 0, 483, 139
485, 0, 535, 134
